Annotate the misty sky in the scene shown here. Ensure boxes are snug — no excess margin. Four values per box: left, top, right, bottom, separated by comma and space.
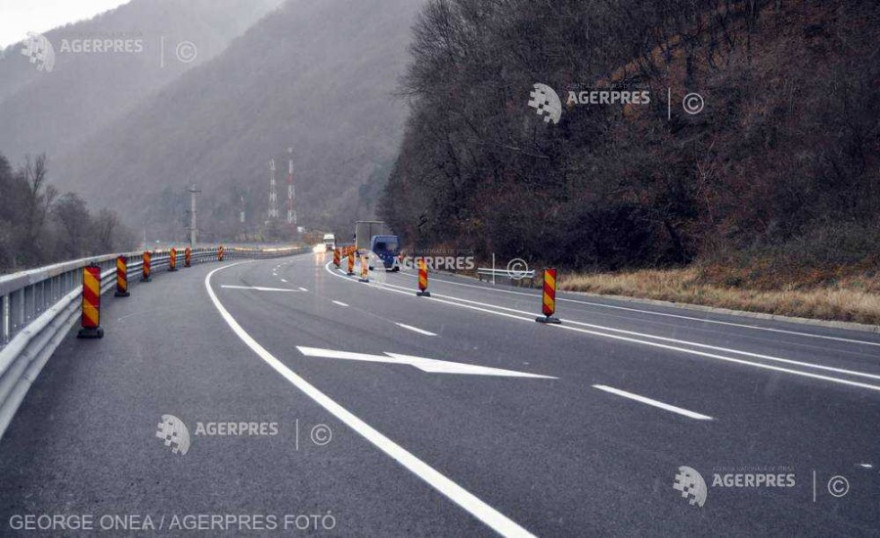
0, 0, 129, 48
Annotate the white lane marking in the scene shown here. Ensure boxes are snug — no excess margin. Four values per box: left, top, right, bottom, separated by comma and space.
858, 463, 873, 469
281, 278, 288, 283
324, 263, 880, 393
221, 285, 301, 292
376, 279, 880, 383
332, 300, 349, 307
396, 271, 880, 347
298, 346, 555, 379
593, 385, 713, 420
206, 265, 536, 537
298, 287, 308, 292
395, 323, 437, 336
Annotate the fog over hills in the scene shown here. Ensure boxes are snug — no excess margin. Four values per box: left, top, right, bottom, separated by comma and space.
0, 0, 286, 165
54, 0, 425, 241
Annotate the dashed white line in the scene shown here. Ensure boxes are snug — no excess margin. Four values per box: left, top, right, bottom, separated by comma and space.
332, 300, 349, 307
395, 323, 437, 336
221, 285, 301, 292
593, 385, 713, 420
280, 278, 288, 283
298, 287, 308, 292
206, 264, 536, 538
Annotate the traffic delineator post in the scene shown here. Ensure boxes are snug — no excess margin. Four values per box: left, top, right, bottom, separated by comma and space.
416, 258, 431, 297
114, 255, 130, 297
358, 255, 369, 282
535, 268, 561, 324
333, 248, 341, 268
169, 248, 178, 271
77, 263, 104, 339
218, 245, 225, 262
142, 251, 152, 282
184, 247, 192, 268
347, 251, 355, 275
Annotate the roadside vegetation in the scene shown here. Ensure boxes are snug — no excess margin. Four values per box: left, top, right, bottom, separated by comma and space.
0, 152, 134, 274
381, 0, 880, 324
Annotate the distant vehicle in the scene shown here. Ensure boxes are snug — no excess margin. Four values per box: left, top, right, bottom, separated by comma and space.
370, 234, 400, 271
323, 233, 336, 250
354, 220, 387, 253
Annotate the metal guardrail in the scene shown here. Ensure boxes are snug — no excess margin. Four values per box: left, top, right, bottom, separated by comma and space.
476, 267, 536, 287
0, 245, 307, 437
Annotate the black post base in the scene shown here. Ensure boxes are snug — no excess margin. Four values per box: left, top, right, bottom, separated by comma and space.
114, 291, 130, 297
416, 291, 431, 297
535, 316, 561, 324
141, 276, 152, 282
358, 277, 369, 282
77, 327, 104, 339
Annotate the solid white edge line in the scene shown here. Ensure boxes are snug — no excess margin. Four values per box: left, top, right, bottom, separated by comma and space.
206, 263, 535, 538
395, 270, 880, 348
396, 323, 437, 336
323, 262, 880, 393
592, 385, 713, 420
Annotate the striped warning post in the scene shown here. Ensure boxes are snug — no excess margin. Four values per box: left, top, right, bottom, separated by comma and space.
333, 248, 341, 268
358, 255, 369, 282
114, 255, 130, 297
218, 245, 225, 262
142, 251, 152, 282
535, 268, 561, 323
347, 251, 355, 275
77, 264, 104, 338
169, 248, 178, 271
184, 247, 192, 268
416, 258, 430, 297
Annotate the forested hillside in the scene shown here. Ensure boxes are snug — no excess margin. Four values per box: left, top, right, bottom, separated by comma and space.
0, 152, 133, 271
381, 0, 880, 279
0, 0, 285, 165
56, 0, 425, 242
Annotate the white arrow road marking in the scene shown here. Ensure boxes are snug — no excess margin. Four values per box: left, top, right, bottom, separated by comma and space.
207, 264, 537, 537
221, 285, 302, 292
298, 346, 556, 379
593, 385, 713, 420
395, 322, 437, 336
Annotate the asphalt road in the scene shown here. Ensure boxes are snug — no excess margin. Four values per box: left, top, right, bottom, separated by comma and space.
1, 252, 879, 536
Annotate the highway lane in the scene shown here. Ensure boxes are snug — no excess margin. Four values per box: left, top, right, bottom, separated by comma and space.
1, 252, 879, 536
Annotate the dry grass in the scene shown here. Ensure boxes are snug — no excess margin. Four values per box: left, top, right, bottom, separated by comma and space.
559, 266, 880, 326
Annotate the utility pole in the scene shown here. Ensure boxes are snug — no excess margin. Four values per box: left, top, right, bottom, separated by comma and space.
187, 184, 201, 247
287, 147, 296, 225
268, 159, 278, 220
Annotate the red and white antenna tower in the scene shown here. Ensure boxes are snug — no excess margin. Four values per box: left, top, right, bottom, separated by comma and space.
287, 147, 296, 225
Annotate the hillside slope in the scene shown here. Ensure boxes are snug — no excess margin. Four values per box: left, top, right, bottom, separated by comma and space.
0, 0, 285, 164
56, 0, 424, 240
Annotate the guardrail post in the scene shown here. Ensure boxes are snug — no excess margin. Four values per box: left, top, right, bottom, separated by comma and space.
535, 268, 561, 324
114, 255, 130, 297
77, 263, 104, 338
